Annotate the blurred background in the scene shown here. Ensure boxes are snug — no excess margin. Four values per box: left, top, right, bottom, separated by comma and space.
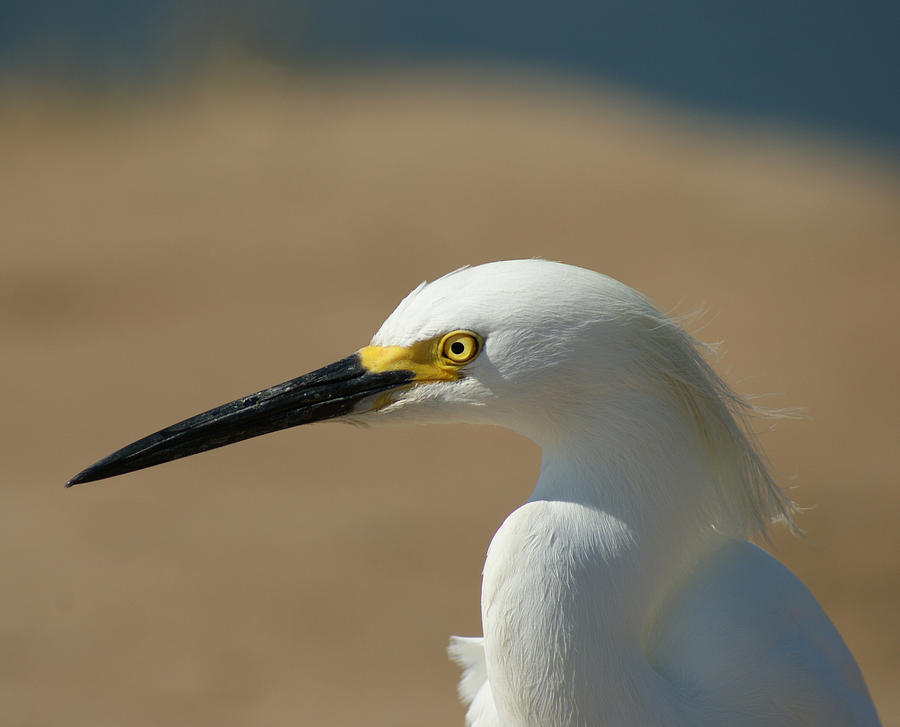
2, 2, 898, 725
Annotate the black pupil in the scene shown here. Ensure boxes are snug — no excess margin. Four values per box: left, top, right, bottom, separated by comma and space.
450, 341, 466, 356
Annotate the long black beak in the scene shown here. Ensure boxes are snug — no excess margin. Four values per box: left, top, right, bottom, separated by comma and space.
67, 353, 413, 487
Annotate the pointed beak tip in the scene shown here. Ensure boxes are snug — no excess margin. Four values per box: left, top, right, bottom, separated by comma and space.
65, 471, 90, 488
66, 463, 108, 488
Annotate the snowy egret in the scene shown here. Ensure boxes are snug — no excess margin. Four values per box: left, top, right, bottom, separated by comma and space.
68, 260, 880, 726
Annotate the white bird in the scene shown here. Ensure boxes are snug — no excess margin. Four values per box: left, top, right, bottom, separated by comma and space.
68, 260, 880, 726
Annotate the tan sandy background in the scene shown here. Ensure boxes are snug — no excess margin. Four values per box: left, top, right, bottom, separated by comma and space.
2, 68, 899, 725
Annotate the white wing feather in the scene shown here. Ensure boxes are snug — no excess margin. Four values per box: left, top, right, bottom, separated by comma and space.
448, 636, 500, 727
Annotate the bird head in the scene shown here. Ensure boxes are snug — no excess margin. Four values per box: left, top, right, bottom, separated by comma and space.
67, 260, 661, 485
67, 259, 794, 542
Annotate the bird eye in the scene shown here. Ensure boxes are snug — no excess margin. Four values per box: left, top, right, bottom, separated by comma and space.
439, 331, 482, 365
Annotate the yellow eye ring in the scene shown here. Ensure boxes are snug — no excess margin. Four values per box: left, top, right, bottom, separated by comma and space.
439, 331, 482, 365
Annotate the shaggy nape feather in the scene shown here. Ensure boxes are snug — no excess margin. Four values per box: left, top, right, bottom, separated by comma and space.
634, 308, 801, 541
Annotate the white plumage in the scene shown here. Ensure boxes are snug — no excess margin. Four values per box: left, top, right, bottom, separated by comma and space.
69, 259, 881, 725
364, 260, 879, 726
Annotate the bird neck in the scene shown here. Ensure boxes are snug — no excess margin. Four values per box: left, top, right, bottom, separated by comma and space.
536, 423, 726, 596
526, 391, 737, 651
533, 412, 726, 610
481, 398, 728, 724
530, 389, 729, 557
